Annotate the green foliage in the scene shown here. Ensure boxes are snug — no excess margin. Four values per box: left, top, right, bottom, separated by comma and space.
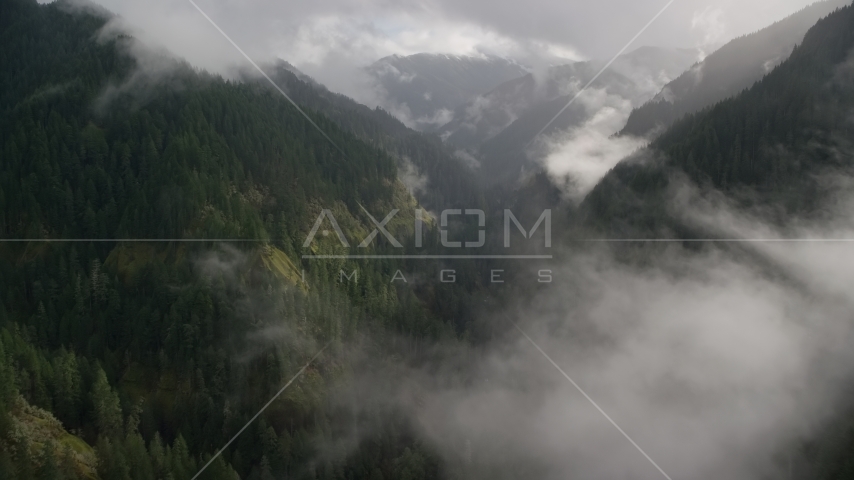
586, 3, 854, 235
620, 0, 851, 138
0, 1, 475, 479
91, 367, 122, 438
585, 4, 854, 478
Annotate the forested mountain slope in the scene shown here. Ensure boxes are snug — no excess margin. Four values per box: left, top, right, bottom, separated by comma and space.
582, 7, 854, 478
435, 47, 698, 186
619, 0, 851, 138
260, 61, 483, 210
0, 0, 483, 478
586, 2, 854, 238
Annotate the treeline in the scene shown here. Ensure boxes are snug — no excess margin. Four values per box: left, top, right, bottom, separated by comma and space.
0, 0, 485, 478
262, 62, 484, 211
619, 0, 850, 138
0, 248, 443, 479
583, 4, 854, 479
585, 3, 854, 234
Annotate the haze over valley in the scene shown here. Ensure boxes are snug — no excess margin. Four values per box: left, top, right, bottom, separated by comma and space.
2, 0, 854, 479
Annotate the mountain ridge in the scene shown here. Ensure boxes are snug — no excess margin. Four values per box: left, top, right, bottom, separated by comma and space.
619, 0, 852, 138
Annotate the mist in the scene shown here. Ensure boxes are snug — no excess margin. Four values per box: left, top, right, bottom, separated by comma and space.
539, 87, 647, 199
63, 0, 825, 115
302, 170, 854, 480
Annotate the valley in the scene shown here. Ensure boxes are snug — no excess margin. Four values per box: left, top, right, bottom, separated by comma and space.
2, 0, 854, 479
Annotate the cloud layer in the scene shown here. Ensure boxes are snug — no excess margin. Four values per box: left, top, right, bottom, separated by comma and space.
315, 175, 854, 479
77, 0, 823, 102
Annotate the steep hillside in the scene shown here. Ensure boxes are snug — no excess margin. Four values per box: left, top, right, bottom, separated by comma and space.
437, 47, 699, 185
439, 47, 698, 150
619, 0, 851, 138
587, 2, 854, 245
579, 7, 854, 478
437, 62, 628, 152
0, 0, 484, 478
260, 61, 484, 210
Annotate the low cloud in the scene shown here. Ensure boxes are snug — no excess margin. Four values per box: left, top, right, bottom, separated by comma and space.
692, 6, 728, 47
539, 88, 646, 200
313, 171, 854, 479
92, 28, 191, 112
75, 0, 822, 118
192, 245, 320, 364
398, 157, 430, 196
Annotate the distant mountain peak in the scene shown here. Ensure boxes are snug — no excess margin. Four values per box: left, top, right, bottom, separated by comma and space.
435, 45, 701, 186
366, 52, 529, 130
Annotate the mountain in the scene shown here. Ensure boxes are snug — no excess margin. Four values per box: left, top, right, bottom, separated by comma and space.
619, 0, 852, 138
0, 0, 489, 478
437, 46, 700, 185
587, 2, 854, 242
436, 62, 627, 151
259, 60, 483, 210
440, 46, 700, 150
366, 53, 528, 130
9, 0, 854, 478
273, 59, 318, 86
580, 5, 854, 477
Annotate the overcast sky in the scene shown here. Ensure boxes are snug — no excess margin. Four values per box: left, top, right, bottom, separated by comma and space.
82, 0, 825, 97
